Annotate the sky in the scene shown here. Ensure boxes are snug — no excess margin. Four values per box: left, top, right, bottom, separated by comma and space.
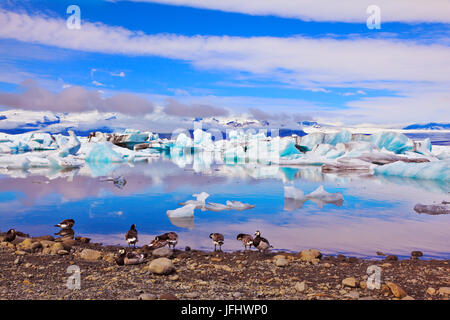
0, 0, 449, 128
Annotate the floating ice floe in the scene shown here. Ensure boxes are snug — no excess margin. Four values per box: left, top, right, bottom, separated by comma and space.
205, 202, 230, 212
166, 203, 197, 218
179, 192, 210, 209
374, 160, 450, 181
414, 202, 450, 215
226, 200, 255, 211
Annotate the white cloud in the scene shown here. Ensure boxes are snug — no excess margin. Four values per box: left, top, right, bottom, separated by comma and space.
0, 9, 449, 123
126, 0, 450, 23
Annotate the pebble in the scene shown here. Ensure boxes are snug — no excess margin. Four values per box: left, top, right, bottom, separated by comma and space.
342, 277, 357, 288
139, 293, 157, 300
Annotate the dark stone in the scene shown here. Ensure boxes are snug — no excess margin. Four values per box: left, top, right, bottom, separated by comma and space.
185, 246, 191, 252
385, 255, 398, 262
159, 293, 178, 300
411, 251, 423, 258
337, 254, 347, 261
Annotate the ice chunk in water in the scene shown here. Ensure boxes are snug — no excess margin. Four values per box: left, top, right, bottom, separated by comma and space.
58, 131, 81, 157
324, 130, 352, 146
226, 200, 255, 211
280, 141, 301, 158
414, 202, 450, 215
85, 142, 123, 163
179, 192, 210, 209
284, 185, 344, 209
374, 160, 450, 181
174, 133, 192, 148
370, 132, 413, 154
205, 202, 230, 212
167, 203, 196, 218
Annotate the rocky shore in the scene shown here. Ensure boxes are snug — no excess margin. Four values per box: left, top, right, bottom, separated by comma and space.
0, 233, 449, 300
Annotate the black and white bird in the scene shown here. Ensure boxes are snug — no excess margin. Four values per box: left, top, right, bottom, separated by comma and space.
209, 233, 224, 252
253, 230, 273, 253
54, 219, 75, 230
5, 229, 16, 242
236, 233, 253, 250
125, 224, 138, 247
115, 249, 145, 266
154, 232, 178, 249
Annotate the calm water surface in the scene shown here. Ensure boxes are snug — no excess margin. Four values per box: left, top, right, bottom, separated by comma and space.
0, 153, 449, 259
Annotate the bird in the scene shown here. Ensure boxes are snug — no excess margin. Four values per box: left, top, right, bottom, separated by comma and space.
148, 238, 168, 250
5, 229, 16, 242
209, 233, 224, 252
54, 219, 75, 230
115, 249, 145, 266
54, 228, 75, 240
153, 232, 178, 249
125, 224, 138, 247
236, 233, 253, 250
253, 230, 273, 253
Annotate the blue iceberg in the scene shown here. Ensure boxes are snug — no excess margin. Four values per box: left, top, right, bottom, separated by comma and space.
374, 160, 450, 181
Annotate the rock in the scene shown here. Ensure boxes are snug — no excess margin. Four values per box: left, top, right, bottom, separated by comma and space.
401, 296, 415, 300
40, 240, 54, 248
80, 237, 91, 244
185, 246, 191, 252
386, 282, 407, 299
185, 292, 199, 299
152, 247, 173, 258
169, 274, 179, 281
438, 287, 450, 295
233, 292, 242, 298
380, 263, 392, 268
34, 235, 54, 241
58, 250, 69, 256
345, 291, 360, 299
18, 238, 35, 251
159, 293, 178, 300
80, 249, 103, 261
31, 242, 42, 252
298, 249, 322, 262
275, 258, 289, 267
15, 250, 26, 255
139, 293, 157, 300
376, 251, 385, 256
294, 281, 307, 293
14, 258, 21, 265
336, 254, 347, 261
342, 277, 358, 288
103, 254, 116, 263
148, 258, 174, 275
385, 255, 398, 262
62, 239, 77, 248
426, 287, 436, 295
411, 251, 423, 258
49, 243, 65, 255
359, 281, 367, 290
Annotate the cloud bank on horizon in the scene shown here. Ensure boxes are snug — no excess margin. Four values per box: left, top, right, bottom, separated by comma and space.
0, 0, 449, 128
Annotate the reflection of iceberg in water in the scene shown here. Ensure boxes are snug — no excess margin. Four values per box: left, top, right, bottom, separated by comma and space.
168, 215, 195, 229
284, 185, 344, 210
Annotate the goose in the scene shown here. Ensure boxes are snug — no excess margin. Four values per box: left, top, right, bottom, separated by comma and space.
236, 233, 253, 250
54, 228, 74, 240
54, 219, 75, 230
154, 232, 178, 249
148, 238, 168, 249
5, 229, 16, 242
209, 233, 224, 252
125, 224, 138, 247
115, 249, 145, 266
253, 231, 273, 253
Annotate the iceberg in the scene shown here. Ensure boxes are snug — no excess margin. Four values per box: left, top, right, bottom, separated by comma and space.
167, 203, 197, 218
179, 192, 210, 209
205, 202, 230, 212
373, 160, 450, 181
370, 132, 414, 154
226, 200, 255, 211
174, 133, 193, 148
57, 130, 81, 157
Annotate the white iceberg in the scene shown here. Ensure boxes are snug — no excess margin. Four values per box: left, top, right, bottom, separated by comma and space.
374, 160, 450, 181
284, 185, 344, 209
226, 200, 255, 211
205, 202, 230, 212
179, 192, 210, 209
167, 203, 197, 218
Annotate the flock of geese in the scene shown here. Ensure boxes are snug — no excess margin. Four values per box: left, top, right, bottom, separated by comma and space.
3, 220, 273, 266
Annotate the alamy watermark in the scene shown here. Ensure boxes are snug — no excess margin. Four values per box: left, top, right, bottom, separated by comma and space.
366, 5, 381, 30
66, 265, 81, 290
66, 5, 81, 30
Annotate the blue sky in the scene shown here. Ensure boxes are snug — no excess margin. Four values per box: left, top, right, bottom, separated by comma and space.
0, 0, 449, 127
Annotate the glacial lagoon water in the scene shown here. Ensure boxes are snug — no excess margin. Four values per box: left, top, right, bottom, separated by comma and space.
1, 149, 449, 260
